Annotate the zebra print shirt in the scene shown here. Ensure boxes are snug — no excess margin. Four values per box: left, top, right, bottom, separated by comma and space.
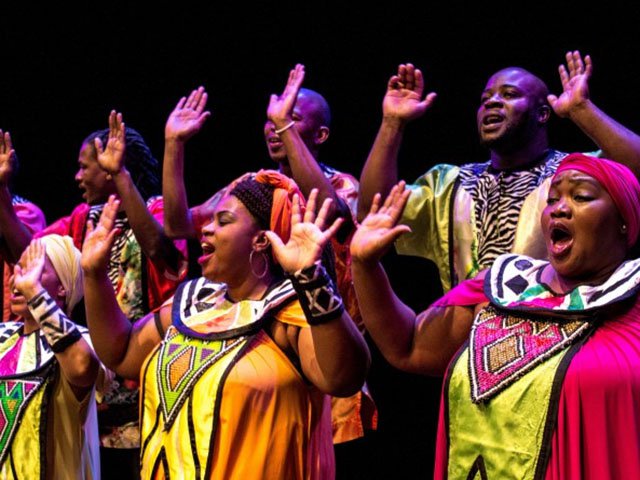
87, 204, 135, 291
457, 150, 565, 269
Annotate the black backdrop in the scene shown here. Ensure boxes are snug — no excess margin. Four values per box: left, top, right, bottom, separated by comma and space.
2, 3, 640, 478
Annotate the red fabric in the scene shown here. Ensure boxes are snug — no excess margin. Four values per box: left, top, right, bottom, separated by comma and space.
435, 296, 640, 479
254, 169, 303, 245
544, 298, 640, 479
37, 198, 187, 313
2, 201, 46, 320
555, 153, 640, 246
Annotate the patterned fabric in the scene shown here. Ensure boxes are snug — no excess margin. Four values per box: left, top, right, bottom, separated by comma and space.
27, 290, 82, 353
190, 166, 376, 444
37, 195, 188, 448
290, 262, 345, 325
458, 151, 564, 269
37, 195, 187, 321
0, 322, 102, 478
469, 305, 592, 403
397, 150, 581, 291
141, 279, 334, 479
435, 253, 640, 480
156, 329, 245, 428
467, 254, 640, 402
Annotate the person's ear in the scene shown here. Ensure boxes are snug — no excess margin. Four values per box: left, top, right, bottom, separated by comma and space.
253, 231, 271, 252
538, 104, 551, 124
315, 126, 330, 146
57, 285, 67, 301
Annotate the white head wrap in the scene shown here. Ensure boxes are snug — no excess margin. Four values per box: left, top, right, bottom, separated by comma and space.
40, 234, 84, 316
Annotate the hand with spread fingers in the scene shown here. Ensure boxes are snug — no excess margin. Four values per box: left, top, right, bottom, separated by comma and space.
350, 181, 411, 265
267, 63, 305, 131
13, 239, 46, 298
95, 110, 127, 176
548, 50, 593, 118
165, 86, 211, 142
382, 63, 437, 126
266, 188, 343, 273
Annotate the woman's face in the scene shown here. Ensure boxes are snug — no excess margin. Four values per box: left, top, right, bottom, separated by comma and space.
541, 169, 628, 284
198, 194, 262, 285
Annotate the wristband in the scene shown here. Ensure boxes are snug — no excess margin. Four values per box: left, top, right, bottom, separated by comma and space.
28, 290, 82, 353
274, 121, 296, 135
289, 261, 344, 325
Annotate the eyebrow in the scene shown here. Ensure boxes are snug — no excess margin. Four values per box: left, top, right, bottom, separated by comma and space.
482, 84, 521, 94
550, 176, 600, 187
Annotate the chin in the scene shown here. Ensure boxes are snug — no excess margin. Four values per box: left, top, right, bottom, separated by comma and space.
9, 306, 28, 320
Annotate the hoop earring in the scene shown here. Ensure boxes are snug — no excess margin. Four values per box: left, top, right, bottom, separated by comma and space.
249, 249, 269, 279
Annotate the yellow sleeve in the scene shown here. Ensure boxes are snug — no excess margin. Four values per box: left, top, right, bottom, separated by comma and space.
274, 300, 309, 328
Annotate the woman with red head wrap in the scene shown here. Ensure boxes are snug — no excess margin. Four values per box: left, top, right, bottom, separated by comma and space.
350, 154, 640, 478
80, 172, 370, 479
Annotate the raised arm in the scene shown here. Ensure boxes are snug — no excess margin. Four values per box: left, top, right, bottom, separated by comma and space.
81, 195, 168, 379
266, 190, 370, 396
357, 64, 436, 221
96, 110, 181, 266
548, 50, 640, 177
267, 64, 350, 224
351, 182, 474, 375
162, 87, 211, 238
13, 239, 99, 399
0, 131, 37, 262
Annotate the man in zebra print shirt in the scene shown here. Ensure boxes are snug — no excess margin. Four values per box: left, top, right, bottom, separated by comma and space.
358, 51, 640, 292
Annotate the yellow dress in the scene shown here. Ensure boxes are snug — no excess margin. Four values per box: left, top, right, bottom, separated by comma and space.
140, 278, 334, 479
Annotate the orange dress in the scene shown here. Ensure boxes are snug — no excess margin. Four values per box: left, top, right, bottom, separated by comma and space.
140, 278, 334, 479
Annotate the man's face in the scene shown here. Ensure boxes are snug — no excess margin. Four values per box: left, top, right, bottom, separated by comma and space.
264, 93, 322, 164
74, 141, 116, 205
476, 68, 546, 152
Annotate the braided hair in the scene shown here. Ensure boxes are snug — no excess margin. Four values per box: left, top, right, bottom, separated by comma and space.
83, 127, 160, 200
230, 178, 275, 230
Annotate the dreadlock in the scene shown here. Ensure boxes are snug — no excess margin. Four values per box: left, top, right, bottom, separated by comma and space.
84, 127, 160, 200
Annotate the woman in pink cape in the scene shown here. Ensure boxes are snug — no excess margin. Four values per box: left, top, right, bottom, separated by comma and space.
352, 153, 640, 479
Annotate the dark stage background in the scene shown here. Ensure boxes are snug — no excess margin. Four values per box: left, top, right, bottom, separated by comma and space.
2, 3, 640, 478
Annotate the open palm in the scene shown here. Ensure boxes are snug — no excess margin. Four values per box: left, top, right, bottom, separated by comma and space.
95, 110, 126, 174
165, 86, 210, 141
266, 189, 343, 274
13, 240, 46, 296
350, 182, 411, 264
382, 64, 436, 122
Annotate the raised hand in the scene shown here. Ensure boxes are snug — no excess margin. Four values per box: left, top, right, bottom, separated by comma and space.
81, 195, 121, 275
265, 189, 343, 273
95, 110, 126, 175
267, 64, 304, 128
165, 86, 211, 142
13, 239, 46, 298
0, 130, 16, 186
382, 63, 437, 125
350, 181, 411, 265
547, 50, 592, 118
